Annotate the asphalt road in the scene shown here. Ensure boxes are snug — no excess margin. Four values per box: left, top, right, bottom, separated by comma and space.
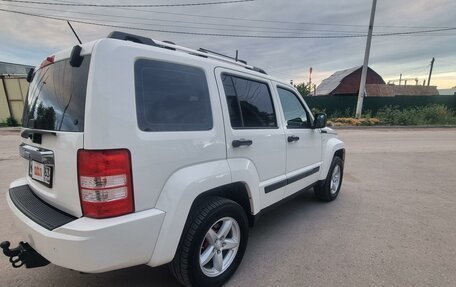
1, 128, 455, 286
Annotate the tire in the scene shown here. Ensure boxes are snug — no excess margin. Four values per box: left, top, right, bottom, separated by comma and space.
314, 156, 344, 202
170, 197, 249, 287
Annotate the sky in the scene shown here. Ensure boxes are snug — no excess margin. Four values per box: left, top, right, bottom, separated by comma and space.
0, 0, 455, 89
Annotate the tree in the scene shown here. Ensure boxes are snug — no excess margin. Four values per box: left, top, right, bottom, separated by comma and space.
294, 82, 311, 97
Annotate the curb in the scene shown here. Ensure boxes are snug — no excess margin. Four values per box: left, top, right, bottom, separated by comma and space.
0, 127, 21, 132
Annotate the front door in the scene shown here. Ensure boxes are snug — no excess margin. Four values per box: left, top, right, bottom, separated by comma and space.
275, 84, 322, 198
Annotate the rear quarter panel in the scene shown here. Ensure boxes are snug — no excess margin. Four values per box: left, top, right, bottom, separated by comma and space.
84, 39, 227, 212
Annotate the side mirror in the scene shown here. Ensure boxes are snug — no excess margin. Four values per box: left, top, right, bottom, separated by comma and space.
313, 113, 327, 129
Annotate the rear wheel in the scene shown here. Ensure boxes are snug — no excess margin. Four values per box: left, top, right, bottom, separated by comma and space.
314, 156, 344, 202
171, 197, 248, 287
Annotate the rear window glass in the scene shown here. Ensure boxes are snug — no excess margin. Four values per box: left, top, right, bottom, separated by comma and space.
221, 74, 277, 129
22, 56, 90, 132
134, 59, 212, 132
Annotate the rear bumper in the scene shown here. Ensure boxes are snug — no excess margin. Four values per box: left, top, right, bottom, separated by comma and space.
6, 178, 165, 273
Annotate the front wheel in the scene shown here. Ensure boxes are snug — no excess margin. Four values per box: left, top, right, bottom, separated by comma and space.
314, 156, 344, 202
170, 197, 249, 287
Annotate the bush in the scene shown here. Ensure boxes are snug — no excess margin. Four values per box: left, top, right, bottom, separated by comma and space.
330, 107, 353, 118
311, 107, 326, 115
325, 104, 456, 126
6, 117, 18, 127
377, 105, 456, 125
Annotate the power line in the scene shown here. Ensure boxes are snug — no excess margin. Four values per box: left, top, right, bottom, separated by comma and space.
1, 8, 456, 39
61, 3, 453, 31
14, 0, 455, 31
7, 2, 456, 35
406, 65, 430, 74
0, 3, 368, 34
0, 0, 254, 7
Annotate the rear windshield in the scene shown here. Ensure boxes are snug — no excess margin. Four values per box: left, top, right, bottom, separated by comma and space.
22, 56, 91, 132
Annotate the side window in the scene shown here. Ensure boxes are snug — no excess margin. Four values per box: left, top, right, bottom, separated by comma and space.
221, 74, 277, 129
134, 59, 212, 132
277, 87, 310, 128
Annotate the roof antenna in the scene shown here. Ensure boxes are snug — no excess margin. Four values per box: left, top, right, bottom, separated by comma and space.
67, 21, 82, 44
235, 50, 238, 62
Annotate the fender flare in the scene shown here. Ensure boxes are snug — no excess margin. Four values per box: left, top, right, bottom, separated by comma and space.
319, 137, 345, 181
147, 159, 260, 267
226, 158, 261, 215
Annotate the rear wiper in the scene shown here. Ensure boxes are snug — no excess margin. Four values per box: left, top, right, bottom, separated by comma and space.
21, 129, 56, 144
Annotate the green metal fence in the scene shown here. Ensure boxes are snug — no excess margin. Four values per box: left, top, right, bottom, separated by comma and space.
304, 95, 456, 117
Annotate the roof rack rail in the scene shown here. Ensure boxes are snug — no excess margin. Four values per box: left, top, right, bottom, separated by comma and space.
107, 31, 158, 47
198, 48, 247, 65
250, 67, 267, 75
161, 40, 176, 51
106, 31, 267, 75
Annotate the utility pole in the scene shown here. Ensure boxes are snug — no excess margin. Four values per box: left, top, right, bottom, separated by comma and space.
308, 67, 313, 89
399, 74, 402, 85
427, 57, 435, 86
355, 0, 377, 118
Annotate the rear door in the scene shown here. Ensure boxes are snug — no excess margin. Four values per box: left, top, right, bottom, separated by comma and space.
274, 84, 322, 198
215, 68, 286, 208
19, 55, 91, 217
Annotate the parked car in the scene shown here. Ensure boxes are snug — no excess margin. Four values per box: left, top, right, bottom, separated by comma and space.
1, 31, 345, 287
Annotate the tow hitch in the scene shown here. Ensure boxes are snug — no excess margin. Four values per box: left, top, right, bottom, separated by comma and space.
1, 241, 49, 268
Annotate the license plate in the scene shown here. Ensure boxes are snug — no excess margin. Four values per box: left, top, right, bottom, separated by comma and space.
29, 160, 53, 188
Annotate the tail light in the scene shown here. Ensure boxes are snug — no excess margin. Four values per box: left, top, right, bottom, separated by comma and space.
77, 149, 134, 218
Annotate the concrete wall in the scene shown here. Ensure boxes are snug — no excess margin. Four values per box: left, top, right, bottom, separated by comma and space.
366, 84, 439, 97
0, 76, 28, 124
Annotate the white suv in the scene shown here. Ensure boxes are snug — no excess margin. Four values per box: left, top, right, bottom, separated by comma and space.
1, 32, 345, 287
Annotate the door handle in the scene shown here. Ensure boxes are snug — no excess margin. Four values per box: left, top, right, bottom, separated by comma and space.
287, 135, 300, 142
232, 139, 253, 148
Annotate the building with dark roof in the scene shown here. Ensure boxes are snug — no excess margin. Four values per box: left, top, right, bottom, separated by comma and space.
316, 66, 385, 96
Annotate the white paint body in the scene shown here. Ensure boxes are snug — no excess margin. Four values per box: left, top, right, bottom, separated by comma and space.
7, 38, 344, 272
